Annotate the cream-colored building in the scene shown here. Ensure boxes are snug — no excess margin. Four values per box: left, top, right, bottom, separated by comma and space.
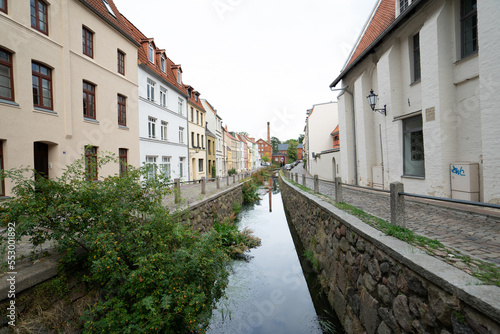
331, 0, 500, 203
186, 86, 207, 181
0, 0, 139, 197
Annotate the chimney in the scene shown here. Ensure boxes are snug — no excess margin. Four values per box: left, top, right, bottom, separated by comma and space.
267, 122, 270, 144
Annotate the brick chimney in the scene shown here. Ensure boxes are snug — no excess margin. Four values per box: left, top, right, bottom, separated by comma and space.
267, 122, 270, 144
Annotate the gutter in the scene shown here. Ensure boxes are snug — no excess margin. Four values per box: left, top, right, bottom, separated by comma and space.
330, 0, 428, 88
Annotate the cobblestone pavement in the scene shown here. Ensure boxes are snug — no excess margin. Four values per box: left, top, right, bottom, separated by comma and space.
289, 163, 500, 265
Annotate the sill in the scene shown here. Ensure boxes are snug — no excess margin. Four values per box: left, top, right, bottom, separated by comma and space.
0, 99, 20, 108
119, 125, 129, 130
455, 51, 478, 65
34, 107, 57, 115
401, 175, 425, 180
84, 117, 99, 124
0, 196, 11, 201
410, 79, 421, 87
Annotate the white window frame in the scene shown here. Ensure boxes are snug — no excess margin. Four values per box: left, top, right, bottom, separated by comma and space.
177, 69, 181, 84
179, 157, 185, 178
148, 44, 154, 63
178, 98, 183, 115
148, 116, 156, 139
161, 120, 168, 141
146, 156, 157, 179
147, 78, 155, 102
161, 156, 171, 178
160, 56, 166, 72
179, 127, 184, 144
160, 86, 167, 107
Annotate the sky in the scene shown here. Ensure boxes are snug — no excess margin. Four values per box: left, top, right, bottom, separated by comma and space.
116, 0, 378, 142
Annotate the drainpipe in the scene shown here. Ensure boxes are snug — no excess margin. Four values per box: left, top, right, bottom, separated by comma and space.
331, 87, 358, 185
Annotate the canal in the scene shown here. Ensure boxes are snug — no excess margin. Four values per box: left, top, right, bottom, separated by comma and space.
208, 176, 343, 334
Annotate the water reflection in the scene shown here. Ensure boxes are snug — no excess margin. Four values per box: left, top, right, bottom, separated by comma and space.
208, 179, 325, 334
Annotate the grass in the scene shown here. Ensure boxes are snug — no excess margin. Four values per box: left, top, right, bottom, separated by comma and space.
283, 175, 500, 287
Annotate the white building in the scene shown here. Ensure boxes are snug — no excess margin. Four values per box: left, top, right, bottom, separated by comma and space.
202, 99, 224, 176
304, 102, 341, 181
331, 0, 500, 203
124, 20, 189, 182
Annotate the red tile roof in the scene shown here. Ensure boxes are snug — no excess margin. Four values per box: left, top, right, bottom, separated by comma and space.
331, 125, 339, 135
185, 86, 206, 111
344, 0, 395, 69
79, 0, 138, 46
121, 14, 188, 96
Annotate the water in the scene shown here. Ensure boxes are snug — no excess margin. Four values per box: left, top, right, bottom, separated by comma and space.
208, 178, 341, 334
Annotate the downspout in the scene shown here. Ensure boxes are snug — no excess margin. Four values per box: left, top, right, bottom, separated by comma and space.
332, 87, 358, 185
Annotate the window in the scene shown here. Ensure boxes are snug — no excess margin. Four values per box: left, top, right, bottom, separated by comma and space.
403, 115, 425, 177
179, 127, 184, 144
160, 56, 165, 72
199, 159, 204, 172
161, 156, 171, 178
119, 148, 127, 176
191, 132, 195, 148
117, 50, 125, 75
196, 110, 199, 124
160, 86, 167, 107
195, 95, 198, 102
399, 0, 409, 13
85, 146, 98, 181
202, 135, 204, 148
83, 81, 96, 119
117, 94, 126, 126
0, 48, 14, 101
178, 98, 183, 115
190, 107, 194, 121
177, 69, 181, 84
31, 0, 48, 34
197, 134, 200, 148
148, 116, 156, 138
82, 27, 93, 58
461, 0, 478, 58
0, 141, 4, 196
412, 33, 421, 82
147, 78, 155, 102
201, 114, 203, 126
32, 62, 52, 110
102, 0, 116, 17
161, 121, 167, 141
146, 156, 157, 179
1, 0, 7, 14
179, 157, 185, 177
148, 44, 154, 63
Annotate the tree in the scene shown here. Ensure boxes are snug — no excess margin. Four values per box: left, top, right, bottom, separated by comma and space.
270, 137, 280, 153
298, 134, 304, 144
287, 140, 298, 162
238, 131, 249, 136
262, 152, 270, 163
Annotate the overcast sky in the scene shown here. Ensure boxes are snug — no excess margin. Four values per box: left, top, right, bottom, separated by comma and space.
116, 0, 377, 141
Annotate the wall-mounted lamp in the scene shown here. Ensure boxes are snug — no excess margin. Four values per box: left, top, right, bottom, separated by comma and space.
367, 89, 386, 116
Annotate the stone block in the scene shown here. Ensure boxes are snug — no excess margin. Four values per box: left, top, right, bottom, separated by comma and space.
377, 321, 393, 334
360, 288, 380, 334
377, 284, 394, 306
333, 286, 347, 321
379, 307, 399, 333
393, 294, 412, 332
368, 259, 382, 281
408, 276, 428, 298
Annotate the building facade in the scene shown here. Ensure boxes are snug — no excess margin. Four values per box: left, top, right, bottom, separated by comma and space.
186, 86, 206, 181
201, 99, 224, 177
124, 18, 189, 182
0, 0, 140, 196
331, 0, 500, 203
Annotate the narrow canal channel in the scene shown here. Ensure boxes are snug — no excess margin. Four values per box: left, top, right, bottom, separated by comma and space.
208, 176, 343, 334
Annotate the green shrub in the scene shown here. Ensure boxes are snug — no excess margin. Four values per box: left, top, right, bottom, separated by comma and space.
228, 168, 237, 176
0, 153, 231, 333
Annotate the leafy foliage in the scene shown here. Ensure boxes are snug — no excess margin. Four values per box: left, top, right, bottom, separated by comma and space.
213, 220, 261, 258
0, 153, 236, 332
228, 168, 237, 176
261, 152, 271, 163
287, 140, 298, 162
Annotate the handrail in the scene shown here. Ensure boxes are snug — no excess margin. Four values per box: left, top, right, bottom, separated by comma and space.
399, 192, 500, 210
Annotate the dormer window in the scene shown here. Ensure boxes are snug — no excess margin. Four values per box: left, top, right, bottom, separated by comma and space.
195, 95, 198, 102
160, 56, 165, 72
102, 0, 116, 18
148, 44, 154, 64
177, 69, 181, 84
399, 0, 409, 13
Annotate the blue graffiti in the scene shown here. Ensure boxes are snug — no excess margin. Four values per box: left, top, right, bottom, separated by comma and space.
451, 166, 466, 176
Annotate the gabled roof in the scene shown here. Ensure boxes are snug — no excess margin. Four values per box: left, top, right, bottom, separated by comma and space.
330, 0, 427, 88
257, 138, 270, 146
79, 0, 139, 47
331, 125, 340, 135
201, 99, 218, 116
122, 15, 188, 96
206, 128, 216, 137
185, 86, 206, 111
278, 143, 304, 151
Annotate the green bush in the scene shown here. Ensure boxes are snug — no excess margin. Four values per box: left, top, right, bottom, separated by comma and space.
228, 168, 237, 176
0, 153, 232, 333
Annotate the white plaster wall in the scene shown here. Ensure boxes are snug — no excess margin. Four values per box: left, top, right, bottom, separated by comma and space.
308, 102, 338, 155
309, 152, 341, 181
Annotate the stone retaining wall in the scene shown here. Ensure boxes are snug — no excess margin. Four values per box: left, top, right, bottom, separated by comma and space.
280, 176, 500, 334
180, 182, 244, 233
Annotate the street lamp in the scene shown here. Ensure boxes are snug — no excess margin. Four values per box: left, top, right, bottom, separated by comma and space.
367, 89, 386, 116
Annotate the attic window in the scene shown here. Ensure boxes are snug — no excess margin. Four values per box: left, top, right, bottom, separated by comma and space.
177, 69, 181, 84
161, 56, 165, 72
195, 95, 198, 102
399, 0, 409, 13
102, 0, 116, 17
148, 44, 154, 64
